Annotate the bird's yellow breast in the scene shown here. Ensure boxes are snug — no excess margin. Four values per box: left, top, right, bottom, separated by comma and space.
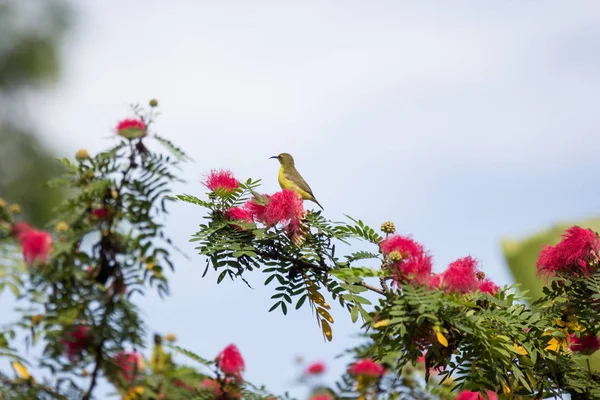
278, 167, 311, 200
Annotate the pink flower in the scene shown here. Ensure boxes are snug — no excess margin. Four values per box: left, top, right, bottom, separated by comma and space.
60, 325, 91, 361
112, 351, 144, 384
310, 395, 333, 400
537, 226, 600, 277
380, 235, 422, 256
19, 229, 52, 266
263, 190, 304, 232
90, 208, 110, 220
570, 334, 600, 355
478, 278, 499, 295
427, 274, 441, 289
201, 379, 222, 396
227, 207, 253, 223
306, 361, 326, 375
11, 221, 33, 239
348, 359, 385, 378
173, 379, 195, 392
116, 118, 146, 139
439, 256, 480, 294
379, 235, 432, 285
456, 391, 498, 400
244, 195, 269, 222
216, 344, 245, 376
203, 169, 240, 192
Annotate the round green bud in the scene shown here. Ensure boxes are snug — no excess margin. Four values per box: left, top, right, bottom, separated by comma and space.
75, 149, 90, 160
381, 221, 396, 234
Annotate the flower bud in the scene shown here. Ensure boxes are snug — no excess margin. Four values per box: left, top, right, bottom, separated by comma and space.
83, 170, 95, 180
75, 149, 90, 160
10, 204, 21, 214
31, 314, 43, 325
149, 99, 158, 107
55, 221, 69, 232
0, 197, 6, 208
380, 221, 395, 234
165, 333, 177, 342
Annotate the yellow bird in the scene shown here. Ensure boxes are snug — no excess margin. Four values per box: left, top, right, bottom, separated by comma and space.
270, 153, 324, 210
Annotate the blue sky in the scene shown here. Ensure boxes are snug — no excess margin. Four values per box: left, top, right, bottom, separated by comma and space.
7, 0, 600, 398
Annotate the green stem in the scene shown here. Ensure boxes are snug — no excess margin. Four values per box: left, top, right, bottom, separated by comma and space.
587, 358, 592, 373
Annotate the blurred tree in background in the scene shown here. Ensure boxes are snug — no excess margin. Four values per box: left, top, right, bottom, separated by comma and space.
0, 0, 71, 226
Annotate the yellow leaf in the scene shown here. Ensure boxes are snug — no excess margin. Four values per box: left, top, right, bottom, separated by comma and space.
436, 331, 448, 347
373, 319, 390, 328
514, 342, 528, 356
321, 319, 333, 342
566, 320, 585, 332
11, 361, 30, 380
554, 319, 567, 328
124, 386, 144, 400
316, 307, 334, 323
545, 338, 560, 352
501, 381, 511, 395
311, 294, 331, 310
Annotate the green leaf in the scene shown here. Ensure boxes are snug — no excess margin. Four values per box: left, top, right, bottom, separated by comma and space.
268, 302, 281, 312
295, 294, 307, 310
264, 275, 276, 286
350, 305, 359, 323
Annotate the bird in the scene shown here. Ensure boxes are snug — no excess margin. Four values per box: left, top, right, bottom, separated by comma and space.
270, 153, 324, 210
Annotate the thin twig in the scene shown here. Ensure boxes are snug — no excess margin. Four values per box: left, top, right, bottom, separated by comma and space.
357, 281, 386, 296
379, 276, 389, 292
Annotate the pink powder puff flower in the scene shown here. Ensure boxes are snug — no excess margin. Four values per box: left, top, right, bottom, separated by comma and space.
60, 325, 91, 361
439, 256, 480, 294
537, 226, 600, 277
203, 169, 240, 192
456, 390, 498, 400
570, 333, 600, 355
216, 344, 245, 376
306, 361, 326, 375
116, 118, 146, 139
348, 359, 385, 378
19, 229, 52, 266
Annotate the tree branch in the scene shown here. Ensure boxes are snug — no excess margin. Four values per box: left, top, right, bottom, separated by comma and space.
357, 281, 386, 296
82, 143, 138, 400
256, 249, 388, 296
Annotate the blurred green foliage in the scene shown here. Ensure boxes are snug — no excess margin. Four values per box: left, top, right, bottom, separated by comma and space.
0, 0, 71, 227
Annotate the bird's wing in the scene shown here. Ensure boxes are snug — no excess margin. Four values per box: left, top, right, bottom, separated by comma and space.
284, 169, 315, 197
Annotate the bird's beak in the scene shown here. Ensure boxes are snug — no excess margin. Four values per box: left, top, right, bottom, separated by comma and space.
269, 156, 278, 160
